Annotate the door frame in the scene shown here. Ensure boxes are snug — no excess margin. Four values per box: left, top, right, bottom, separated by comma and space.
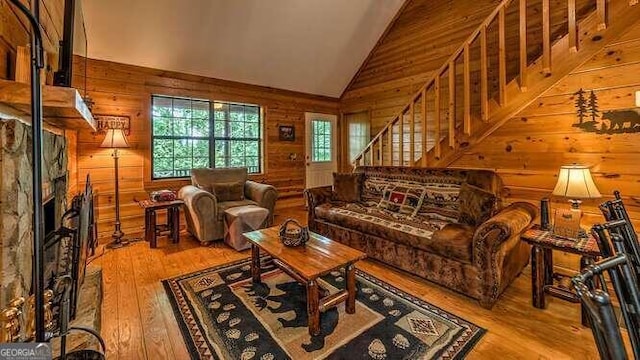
304, 112, 338, 189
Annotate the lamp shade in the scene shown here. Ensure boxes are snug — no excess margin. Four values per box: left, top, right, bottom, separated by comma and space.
552, 165, 601, 199
100, 128, 130, 149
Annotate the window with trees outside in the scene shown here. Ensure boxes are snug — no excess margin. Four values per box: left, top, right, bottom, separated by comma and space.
151, 95, 262, 179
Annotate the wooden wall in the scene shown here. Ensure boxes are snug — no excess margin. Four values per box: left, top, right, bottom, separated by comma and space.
340, 0, 500, 136
0, 0, 80, 196
0, 0, 65, 80
450, 21, 640, 271
72, 58, 339, 239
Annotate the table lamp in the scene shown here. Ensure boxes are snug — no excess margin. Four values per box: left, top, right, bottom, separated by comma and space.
552, 164, 601, 237
100, 128, 130, 248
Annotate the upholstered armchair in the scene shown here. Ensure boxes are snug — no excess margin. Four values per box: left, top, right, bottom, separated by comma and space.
178, 168, 278, 244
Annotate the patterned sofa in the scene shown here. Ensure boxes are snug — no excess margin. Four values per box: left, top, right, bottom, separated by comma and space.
305, 166, 537, 308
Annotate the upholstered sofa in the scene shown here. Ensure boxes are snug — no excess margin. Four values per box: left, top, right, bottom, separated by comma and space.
178, 168, 278, 244
305, 166, 537, 308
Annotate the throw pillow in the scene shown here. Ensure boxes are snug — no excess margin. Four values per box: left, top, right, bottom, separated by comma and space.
211, 181, 245, 202
457, 182, 497, 226
332, 173, 363, 202
378, 184, 426, 217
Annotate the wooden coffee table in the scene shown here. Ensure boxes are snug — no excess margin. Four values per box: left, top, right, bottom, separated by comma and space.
243, 226, 367, 336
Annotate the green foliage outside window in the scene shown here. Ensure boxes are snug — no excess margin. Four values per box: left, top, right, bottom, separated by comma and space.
151, 96, 262, 179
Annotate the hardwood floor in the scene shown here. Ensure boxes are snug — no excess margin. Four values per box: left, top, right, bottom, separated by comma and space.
92, 206, 602, 359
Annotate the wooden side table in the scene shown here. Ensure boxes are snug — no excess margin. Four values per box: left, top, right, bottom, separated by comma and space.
138, 199, 184, 248
521, 224, 601, 325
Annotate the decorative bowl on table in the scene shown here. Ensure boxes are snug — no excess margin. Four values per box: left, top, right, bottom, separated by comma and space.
150, 189, 176, 202
279, 219, 309, 247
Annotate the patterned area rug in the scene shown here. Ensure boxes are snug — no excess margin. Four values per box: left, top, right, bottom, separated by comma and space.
162, 258, 485, 360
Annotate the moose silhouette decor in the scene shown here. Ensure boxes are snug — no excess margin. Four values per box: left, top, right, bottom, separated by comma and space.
572, 88, 640, 134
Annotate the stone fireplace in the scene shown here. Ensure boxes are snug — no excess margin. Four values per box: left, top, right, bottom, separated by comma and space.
0, 117, 68, 324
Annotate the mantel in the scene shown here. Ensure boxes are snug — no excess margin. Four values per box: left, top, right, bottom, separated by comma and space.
0, 79, 96, 131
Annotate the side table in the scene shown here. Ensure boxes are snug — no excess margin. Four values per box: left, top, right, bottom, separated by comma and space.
521, 224, 601, 325
138, 199, 184, 248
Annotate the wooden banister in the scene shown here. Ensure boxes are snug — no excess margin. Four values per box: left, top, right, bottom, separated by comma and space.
351, 0, 633, 169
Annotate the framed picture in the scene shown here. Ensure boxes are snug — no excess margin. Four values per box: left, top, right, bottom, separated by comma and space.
279, 125, 295, 141
553, 208, 582, 239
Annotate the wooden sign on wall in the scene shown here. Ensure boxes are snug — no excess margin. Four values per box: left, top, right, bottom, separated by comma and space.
92, 115, 131, 136
573, 89, 640, 134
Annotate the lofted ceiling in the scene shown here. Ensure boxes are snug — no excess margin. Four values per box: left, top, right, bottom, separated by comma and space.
81, 0, 405, 98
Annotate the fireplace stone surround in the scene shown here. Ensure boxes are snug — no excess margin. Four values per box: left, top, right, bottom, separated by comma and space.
0, 116, 70, 339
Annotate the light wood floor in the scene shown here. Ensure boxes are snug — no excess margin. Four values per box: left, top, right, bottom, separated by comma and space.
92, 206, 602, 359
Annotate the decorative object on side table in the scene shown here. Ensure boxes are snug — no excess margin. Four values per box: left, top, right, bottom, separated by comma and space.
552, 164, 601, 239
521, 224, 600, 326
150, 189, 176, 202
100, 128, 131, 248
279, 219, 309, 247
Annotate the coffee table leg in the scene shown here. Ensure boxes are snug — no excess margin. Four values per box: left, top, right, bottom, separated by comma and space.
307, 280, 320, 336
149, 210, 157, 249
251, 244, 261, 283
346, 264, 356, 314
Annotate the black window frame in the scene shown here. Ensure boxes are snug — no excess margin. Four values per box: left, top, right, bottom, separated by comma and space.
150, 95, 263, 180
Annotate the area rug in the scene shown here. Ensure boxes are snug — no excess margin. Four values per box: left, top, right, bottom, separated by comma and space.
162, 258, 485, 360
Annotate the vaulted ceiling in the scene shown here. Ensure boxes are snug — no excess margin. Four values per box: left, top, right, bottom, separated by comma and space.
82, 0, 405, 97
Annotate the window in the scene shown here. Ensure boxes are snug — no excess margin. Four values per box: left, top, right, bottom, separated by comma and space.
310, 119, 332, 162
151, 95, 262, 179
346, 111, 370, 162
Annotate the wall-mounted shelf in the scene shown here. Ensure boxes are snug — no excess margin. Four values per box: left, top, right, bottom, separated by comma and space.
0, 79, 95, 131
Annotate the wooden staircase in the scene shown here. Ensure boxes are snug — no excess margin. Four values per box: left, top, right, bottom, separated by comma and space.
352, 0, 640, 168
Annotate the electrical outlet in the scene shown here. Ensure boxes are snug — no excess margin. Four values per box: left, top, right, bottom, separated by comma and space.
636, 90, 640, 107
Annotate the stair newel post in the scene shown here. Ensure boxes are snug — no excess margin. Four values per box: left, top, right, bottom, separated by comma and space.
498, 7, 507, 106
463, 44, 471, 136
398, 115, 404, 166
369, 139, 375, 166
379, 131, 384, 165
448, 61, 456, 149
421, 88, 428, 166
520, 0, 529, 90
568, 0, 578, 52
542, 0, 551, 74
434, 75, 441, 158
409, 102, 415, 164
387, 125, 393, 166
480, 25, 489, 122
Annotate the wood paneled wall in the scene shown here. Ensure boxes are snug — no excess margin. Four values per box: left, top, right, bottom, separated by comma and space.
0, 0, 65, 80
0, 0, 79, 195
72, 58, 339, 238
450, 21, 640, 271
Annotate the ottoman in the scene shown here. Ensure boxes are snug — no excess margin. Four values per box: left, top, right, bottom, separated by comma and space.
224, 205, 269, 251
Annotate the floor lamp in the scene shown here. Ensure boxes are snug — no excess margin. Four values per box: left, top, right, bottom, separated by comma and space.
100, 128, 130, 248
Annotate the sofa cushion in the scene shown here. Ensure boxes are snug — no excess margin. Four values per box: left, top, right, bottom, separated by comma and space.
378, 184, 425, 217
314, 203, 473, 263
458, 182, 497, 226
332, 172, 363, 202
361, 175, 461, 221
212, 181, 245, 202
217, 199, 258, 221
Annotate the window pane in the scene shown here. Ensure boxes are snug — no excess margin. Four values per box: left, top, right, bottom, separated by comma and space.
311, 119, 332, 162
152, 96, 262, 178
153, 117, 172, 136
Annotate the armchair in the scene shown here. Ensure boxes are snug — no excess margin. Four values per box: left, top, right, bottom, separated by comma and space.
178, 168, 278, 244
